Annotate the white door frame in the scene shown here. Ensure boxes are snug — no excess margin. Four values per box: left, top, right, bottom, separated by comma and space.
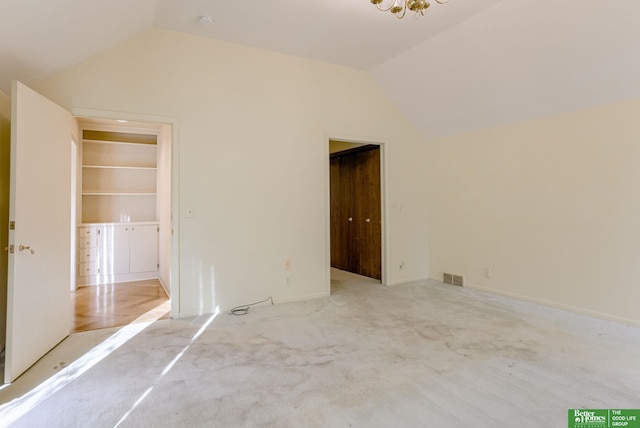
325, 135, 389, 293
72, 108, 181, 318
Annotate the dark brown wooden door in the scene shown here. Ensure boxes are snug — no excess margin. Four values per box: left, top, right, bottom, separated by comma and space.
330, 145, 381, 280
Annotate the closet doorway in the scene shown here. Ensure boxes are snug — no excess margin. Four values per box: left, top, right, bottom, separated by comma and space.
72, 116, 173, 332
329, 140, 383, 282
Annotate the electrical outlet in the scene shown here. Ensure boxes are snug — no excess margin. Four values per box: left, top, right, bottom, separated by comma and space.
484, 267, 491, 278
399, 262, 404, 269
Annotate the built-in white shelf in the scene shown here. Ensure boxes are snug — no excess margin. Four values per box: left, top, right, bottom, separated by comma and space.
83, 165, 157, 170
82, 192, 157, 196
81, 130, 158, 224
83, 139, 159, 147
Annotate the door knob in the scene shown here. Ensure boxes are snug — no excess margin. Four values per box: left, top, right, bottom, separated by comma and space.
348, 217, 353, 222
365, 218, 371, 223
18, 245, 35, 254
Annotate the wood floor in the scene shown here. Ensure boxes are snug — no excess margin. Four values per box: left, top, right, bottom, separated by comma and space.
71, 279, 170, 333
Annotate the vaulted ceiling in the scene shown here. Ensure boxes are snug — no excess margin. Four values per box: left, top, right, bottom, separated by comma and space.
2, 0, 639, 140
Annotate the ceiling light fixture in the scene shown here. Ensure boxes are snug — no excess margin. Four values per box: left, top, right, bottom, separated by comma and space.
371, 0, 449, 19
199, 15, 214, 25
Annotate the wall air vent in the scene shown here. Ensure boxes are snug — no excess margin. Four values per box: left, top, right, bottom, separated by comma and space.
443, 273, 464, 286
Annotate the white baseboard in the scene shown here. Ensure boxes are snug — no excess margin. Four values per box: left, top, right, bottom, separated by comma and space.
463, 281, 640, 327
274, 291, 328, 305
77, 271, 159, 286
158, 278, 170, 297
386, 277, 430, 286
175, 292, 330, 319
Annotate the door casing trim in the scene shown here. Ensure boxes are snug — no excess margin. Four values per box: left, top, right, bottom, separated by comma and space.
325, 134, 388, 294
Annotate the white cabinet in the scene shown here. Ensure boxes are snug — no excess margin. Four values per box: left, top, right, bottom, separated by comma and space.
110, 225, 158, 274
130, 226, 159, 273
77, 226, 100, 278
112, 225, 130, 275
76, 223, 158, 286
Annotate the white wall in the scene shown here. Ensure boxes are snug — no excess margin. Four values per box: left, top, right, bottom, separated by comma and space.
0, 90, 10, 349
427, 97, 640, 325
157, 123, 172, 293
70, 117, 80, 291
31, 28, 430, 317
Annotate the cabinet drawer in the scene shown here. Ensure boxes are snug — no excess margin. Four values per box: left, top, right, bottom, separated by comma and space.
79, 236, 99, 249
78, 262, 99, 276
78, 227, 100, 237
78, 247, 98, 262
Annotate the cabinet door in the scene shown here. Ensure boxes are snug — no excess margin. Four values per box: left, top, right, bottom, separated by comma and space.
129, 225, 158, 273
112, 226, 130, 275
330, 156, 347, 271
354, 148, 381, 279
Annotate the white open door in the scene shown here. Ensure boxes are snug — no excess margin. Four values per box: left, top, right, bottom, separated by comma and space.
5, 81, 72, 383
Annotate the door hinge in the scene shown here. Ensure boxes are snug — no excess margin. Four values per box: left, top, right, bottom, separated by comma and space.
157, 263, 160, 269
157, 226, 159, 232
5, 244, 14, 254
9, 221, 15, 230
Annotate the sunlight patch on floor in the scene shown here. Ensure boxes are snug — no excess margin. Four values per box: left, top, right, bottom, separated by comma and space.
112, 308, 219, 427
0, 301, 170, 425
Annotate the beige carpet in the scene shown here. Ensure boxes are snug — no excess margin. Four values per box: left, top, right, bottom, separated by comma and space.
1, 269, 639, 427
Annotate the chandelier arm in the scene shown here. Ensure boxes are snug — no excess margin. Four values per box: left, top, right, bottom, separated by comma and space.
372, 0, 399, 12
435, 0, 448, 3
396, 5, 407, 19
375, 3, 395, 12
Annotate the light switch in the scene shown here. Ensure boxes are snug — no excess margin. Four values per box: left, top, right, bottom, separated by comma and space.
186, 208, 193, 218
